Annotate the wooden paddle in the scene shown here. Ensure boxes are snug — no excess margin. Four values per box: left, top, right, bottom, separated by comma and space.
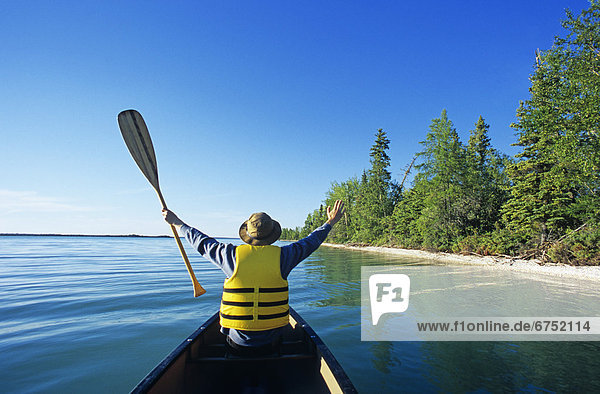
118, 109, 206, 297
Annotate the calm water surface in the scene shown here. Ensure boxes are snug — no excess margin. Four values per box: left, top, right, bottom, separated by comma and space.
1, 236, 599, 393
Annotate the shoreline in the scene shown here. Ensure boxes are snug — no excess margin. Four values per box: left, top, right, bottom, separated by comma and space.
322, 243, 600, 281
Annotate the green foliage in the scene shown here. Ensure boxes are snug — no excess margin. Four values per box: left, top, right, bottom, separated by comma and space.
502, 1, 600, 249
298, 204, 328, 239
412, 110, 470, 248
284, 3, 599, 265
453, 229, 531, 256
324, 177, 361, 243
546, 223, 600, 265
389, 184, 426, 248
354, 129, 396, 243
465, 117, 512, 234
387, 111, 510, 251
280, 226, 301, 240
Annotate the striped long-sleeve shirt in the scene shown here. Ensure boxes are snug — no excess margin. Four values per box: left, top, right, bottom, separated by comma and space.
179, 222, 332, 346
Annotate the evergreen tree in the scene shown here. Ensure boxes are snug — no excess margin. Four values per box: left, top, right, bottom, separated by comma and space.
465, 116, 510, 233
324, 177, 360, 242
503, 63, 575, 244
414, 110, 468, 248
390, 181, 426, 247
555, 2, 600, 223
280, 226, 301, 240
502, 2, 600, 246
291, 1, 600, 264
467, 116, 492, 169
355, 129, 395, 243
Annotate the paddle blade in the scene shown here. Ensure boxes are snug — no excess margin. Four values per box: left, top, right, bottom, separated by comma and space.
118, 109, 160, 191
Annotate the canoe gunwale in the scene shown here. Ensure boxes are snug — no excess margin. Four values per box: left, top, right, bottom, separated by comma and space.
288, 309, 357, 393
130, 307, 357, 393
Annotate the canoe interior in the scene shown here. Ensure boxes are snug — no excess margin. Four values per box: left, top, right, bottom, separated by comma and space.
133, 308, 356, 394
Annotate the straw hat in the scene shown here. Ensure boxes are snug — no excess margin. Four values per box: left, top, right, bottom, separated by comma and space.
239, 212, 282, 246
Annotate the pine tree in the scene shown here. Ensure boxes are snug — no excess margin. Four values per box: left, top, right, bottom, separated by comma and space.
324, 177, 360, 242
465, 116, 510, 233
555, 2, 600, 223
502, 69, 574, 244
502, 3, 600, 245
355, 129, 395, 243
368, 129, 394, 218
414, 110, 468, 248
390, 181, 427, 247
467, 116, 492, 169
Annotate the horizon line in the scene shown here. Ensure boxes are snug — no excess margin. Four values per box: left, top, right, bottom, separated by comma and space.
0, 233, 238, 239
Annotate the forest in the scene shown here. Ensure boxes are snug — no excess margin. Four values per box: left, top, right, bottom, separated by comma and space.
281, 2, 600, 265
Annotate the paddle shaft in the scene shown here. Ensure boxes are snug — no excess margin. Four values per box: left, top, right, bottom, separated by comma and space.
156, 188, 205, 297
118, 109, 206, 297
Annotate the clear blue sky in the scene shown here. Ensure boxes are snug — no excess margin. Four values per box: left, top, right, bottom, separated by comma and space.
0, 0, 592, 236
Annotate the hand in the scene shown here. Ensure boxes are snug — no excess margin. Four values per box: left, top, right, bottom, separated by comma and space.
326, 200, 345, 227
162, 209, 185, 228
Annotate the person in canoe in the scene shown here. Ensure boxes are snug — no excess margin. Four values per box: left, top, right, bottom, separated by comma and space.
162, 199, 345, 356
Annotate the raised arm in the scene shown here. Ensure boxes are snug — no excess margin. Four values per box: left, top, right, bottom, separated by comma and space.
326, 199, 345, 227
280, 200, 345, 278
162, 209, 236, 276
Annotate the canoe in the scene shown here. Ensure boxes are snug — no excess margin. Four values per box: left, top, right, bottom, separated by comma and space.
131, 307, 357, 393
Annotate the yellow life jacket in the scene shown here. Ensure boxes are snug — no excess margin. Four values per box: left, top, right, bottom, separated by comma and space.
220, 244, 289, 330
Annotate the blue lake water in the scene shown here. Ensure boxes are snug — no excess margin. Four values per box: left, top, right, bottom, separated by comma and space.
1, 235, 600, 393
